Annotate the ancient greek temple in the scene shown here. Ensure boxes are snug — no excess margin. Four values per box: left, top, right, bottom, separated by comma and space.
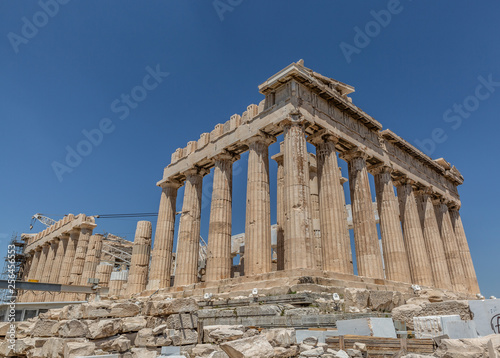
17, 61, 479, 301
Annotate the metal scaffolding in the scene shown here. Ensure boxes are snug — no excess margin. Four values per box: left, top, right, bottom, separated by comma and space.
0, 233, 27, 303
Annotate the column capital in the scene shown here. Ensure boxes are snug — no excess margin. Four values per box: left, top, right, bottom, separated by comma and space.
279, 110, 311, 128
159, 179, 183, 190
243, 131, 276, 147
211, 150, 240, 163
339, 147, 369, 162
369, 163, 393, 175
307, 128, 340, 146
414, 186, 434, 197
393, 175, 416, 187
271, 151, 284, 164
78, 222, 97, 231
183, 166, 210, 178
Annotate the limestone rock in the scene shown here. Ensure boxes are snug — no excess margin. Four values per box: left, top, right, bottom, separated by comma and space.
63, 341, 96, 358
353, 342, 367, 352
346, 348, 362, 357
142, 297, 198, 316
242, 328, 260, 338
265, 328, 296, 347
335, 350, 349, 358
166, 328, 198, 345
204, 325, 245, 343
235, 305, 281, 317
192, 343, 224, 357
87, 318, 121, 339
122, 316, 148, 332
40, 308, 64, 320
31, 319, 58, 337
60, 304, 83, 320
57, 319, 88, 338
135, 327, 172, 347
300, 344, 314, 352
284, 307, 320, 316
81, 301, 111, 319
152, 324, 168, 335
344, 288, 369, 311
209, 328, 245, 342
166, 312, 198, 329
99, 335, 131, 353
131, 347, 158, 358
368, 291, 402, 312
220, 334, 274, 358
302, 336, 318, 346
16, 320, 35, 338
110, 302, 141, 317
300, 346, 324, 356
392, 300, 471, 329
273, 346, 299, 357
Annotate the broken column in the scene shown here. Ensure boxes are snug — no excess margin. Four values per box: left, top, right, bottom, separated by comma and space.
271, 147, 285, 271
434, 200, 467, 293
310, 132, 352, 274
96, 262, 114, 288
415, 189, 453, 290
396, 179, 434, 287
206, 152, 239, 282
244, 133, 275, 276
148, 180, 183, 290
282, 116, 314, 271
81, 234, 104, 286
175, 167, 207, 286
449, 207, 479, 294
127, 221, 153, 295
341, 149, 384, 279
109, 269, 129, 297
373, 166, 412, 284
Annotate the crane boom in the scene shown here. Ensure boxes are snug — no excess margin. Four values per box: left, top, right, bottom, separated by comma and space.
30, 213, 57, 230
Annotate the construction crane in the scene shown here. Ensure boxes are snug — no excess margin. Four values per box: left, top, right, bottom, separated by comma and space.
30, 213, 57, 230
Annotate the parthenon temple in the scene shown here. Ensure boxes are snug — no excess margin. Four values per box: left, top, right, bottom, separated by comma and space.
17, 61, 479, 301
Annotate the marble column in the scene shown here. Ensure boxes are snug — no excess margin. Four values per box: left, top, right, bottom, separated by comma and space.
434, 200, 467, 293
70, 222, 96, 285
310, 133, 352, 274
282, 118, 314, 271
175, 167, 208, 286
33, 244, 50, 301
147, 180, 183, 290
415, 190, 453, 290
109, 269, 128, 297
59, 229, 79, 288
396, 180, 434, 286
206, 152, 239, 282
41, 239, 58, 284
309, 154, 323, 270
96, 262, 114, 288
271, 147, 285, 271
449, 207, 479, 294
81, 234, 104, 286
373, 166, 411, 283
47, 234, 69, 301
339, 175, 354, 274
24, 249, 41, 302
340, 150, 384, 279
244, 133, 275, 276
127, 221, 152, 295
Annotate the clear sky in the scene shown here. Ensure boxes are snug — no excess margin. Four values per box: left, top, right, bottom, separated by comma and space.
1, 1, 498, 297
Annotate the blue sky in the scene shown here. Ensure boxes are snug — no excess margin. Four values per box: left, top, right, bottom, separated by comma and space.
1, 1, 498, 297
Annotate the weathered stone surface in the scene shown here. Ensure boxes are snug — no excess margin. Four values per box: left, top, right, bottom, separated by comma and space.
273, 346, 299, 358
204, 325, 245, 343
135, 327, 172, 347
235, 305, 280, 317
63, 341, 96, 358
57, 319, 88, 338
122, 316, 148, 332
392, 301, 471, 329
31, 319, 58, 337
142, 297, 198, 316
209, 328, 245, 342
302, 336, 318, 346
60, 304, 83, 320
344, 288, 369, 311
87, 318, 121, 339
100, 335, 132, 353
335, 350, 349, 358
220, 334, 274, 358
301, 346, 324, 356
368, 291, 403, 312
192, 343, 226, 357
81, 301, 112, 319
131, 347, 158, 358
265, 328, 296, 348
166, 328, 198, 345
110, 302, 141, 317
166, 312, 198, 329
284, 307, 320, 316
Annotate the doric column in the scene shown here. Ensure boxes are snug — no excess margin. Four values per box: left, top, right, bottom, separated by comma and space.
33, 244, 50, 301
24, 248, 41, 302
96, 262, 114, 288
339, 175, 354, 273
244, 133, 276, 276
206, 152, 239, 282
109, 269, 128, 298
434, 200, 467, 293
415, 190, 453, 290
147, 180, 183, 290
175, 167, 208, 286
372, 166, 411, 283
60, 229, 79, 287
81, 234, 104, 286
40, 239, 58, 284
310, 132, 352, 274
127, 221, 152, 295
70, 221, 96, 285
282, 117, 314, 271
340, 149, 384, 279
309, 153, 323, 270
396, 179, 433, 286
271, 147, 285, 271
449, 207, 479, 294
49, 234, 68, 284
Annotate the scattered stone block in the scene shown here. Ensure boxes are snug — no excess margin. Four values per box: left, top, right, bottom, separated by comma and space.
336, 317, 397, 338
220, 334, 274, 358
